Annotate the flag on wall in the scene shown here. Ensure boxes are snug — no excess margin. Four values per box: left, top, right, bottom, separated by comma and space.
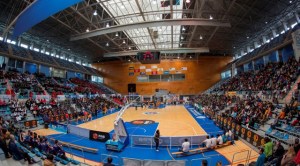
169, 67, 176, 71
151, 71, 158, 75
134, 69, 140, 72
181, 67, 187, 70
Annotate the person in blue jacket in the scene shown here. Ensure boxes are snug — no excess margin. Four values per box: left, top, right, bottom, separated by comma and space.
256, 148, 266, 166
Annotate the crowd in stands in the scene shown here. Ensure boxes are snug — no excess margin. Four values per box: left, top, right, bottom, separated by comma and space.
214, 57, 300, 100
0, 118, 65, 165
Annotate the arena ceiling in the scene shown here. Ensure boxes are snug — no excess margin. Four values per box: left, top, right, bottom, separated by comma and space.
0, 0, 299, 62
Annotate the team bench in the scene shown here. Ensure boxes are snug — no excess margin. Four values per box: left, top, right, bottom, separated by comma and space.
172, 141, 233, 157
49, 138, 98, 153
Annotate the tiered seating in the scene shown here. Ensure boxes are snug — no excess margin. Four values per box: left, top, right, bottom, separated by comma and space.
70, 77, 105, 94
214, 57, 299, 99
95, 82, 117, 94
11, 45, 29, 58
5, 70, 44, 97
35, 73, 73, 95
54, 58, 77, 70
0, 41, 9, 53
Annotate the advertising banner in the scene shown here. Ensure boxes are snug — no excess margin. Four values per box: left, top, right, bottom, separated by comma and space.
89, 130, 111, 142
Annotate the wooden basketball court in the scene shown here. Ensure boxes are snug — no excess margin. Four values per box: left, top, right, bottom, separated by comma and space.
78, 105, 206, 136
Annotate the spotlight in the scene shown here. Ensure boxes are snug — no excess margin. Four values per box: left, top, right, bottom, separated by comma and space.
115, 32, 119, 37
186, 0, 190, 3
200, 35, 203, 40
106, 42, 109, 46
86, 28, 89, 32
106, 23, 110, 28
209, 15, 213, 20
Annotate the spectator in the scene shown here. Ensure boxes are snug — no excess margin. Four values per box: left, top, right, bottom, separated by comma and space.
103, 157, 115, 166
211, 135, 217, 147
255, 148, 266, 166
44, 154, 55, 166
294, 138, 300, 154
202, 135, 211, 148
0, 128, 11, 158
179, 138, 190, 153
217, 134, 223, 145
202, 159, 208, 166
264, 137, 273, 159
281, 146, 296, 166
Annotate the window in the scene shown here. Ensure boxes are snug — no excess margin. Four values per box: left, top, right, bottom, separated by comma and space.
20, 43, 28, 49
33, 48, 40, 52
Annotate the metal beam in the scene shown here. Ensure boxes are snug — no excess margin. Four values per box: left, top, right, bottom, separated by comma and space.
204, 0, 236, 46
187, 0, 206, 48
104, 47, 209, 57
134, 0, 156, 49
70, 19, 231, 41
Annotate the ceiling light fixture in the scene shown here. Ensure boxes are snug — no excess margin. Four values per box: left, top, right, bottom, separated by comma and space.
289, 0, 292, 3
120, 5, 125, 9
181, 36, 184, 40
93, 10, 98, 16
209, 15, 213, 20
182, 26, 186, 31
106, 42, 109, 46
247, 36, 249, 39
200, 35, 203, 40
152, 0, 157, 4
115, 32, 119, 37
129, 47, 131, 49
186, 0, 190, 3
123, 40, 126, 44
130, 19, 133, 23
86, 28, 89, 32
106, 23, 110, 28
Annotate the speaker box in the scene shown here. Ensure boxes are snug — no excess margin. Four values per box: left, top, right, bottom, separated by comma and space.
128, 84, 136, 92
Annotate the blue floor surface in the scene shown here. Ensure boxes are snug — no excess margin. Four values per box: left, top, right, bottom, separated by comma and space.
184, 105, 224, 136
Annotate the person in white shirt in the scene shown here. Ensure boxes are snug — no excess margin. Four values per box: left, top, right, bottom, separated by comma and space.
217, 134, 223, 145
211, 135, 217, 147
180, 138, 190, 152
202, 136, 211, 148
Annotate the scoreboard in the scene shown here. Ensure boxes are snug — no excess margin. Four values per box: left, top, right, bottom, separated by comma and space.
136, 51, 160, 64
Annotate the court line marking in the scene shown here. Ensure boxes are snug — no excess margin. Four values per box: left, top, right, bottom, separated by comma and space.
167, 146, 175, 160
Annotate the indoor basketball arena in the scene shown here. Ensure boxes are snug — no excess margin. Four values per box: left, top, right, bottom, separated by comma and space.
0, 0, 299, 166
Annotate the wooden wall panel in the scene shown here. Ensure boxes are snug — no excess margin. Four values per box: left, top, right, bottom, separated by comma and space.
93, 56, 231, 95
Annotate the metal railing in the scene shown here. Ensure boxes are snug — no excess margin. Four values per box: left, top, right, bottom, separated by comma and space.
130, 134, 207, 148
231, 150, 251, 166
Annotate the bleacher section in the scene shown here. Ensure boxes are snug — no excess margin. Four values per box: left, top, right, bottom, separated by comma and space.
0, 41, 101, 77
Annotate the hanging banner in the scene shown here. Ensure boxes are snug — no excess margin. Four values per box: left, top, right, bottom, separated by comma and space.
35, 95, 50, 101
57, 95, 65, 101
